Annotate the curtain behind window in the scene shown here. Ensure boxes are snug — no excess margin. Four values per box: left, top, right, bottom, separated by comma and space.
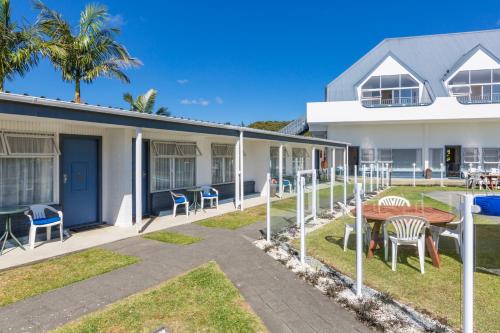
0, 158, 53, 207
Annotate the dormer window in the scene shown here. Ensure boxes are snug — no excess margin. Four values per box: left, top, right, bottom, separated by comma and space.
360, 74, 420, 106
448, 69, 500, 103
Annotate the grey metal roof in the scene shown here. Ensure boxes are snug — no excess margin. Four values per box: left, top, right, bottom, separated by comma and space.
0, 92, 348, 148
326, 29, 500, 101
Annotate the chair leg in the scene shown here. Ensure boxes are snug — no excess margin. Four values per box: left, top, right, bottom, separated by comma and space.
343, 226, 351, 251
454, 237, 460, 254
173, 204, 177, 217
216, 197, 219, 209
59, 223, 63, 243
185, 202, 189, 217
46, 226, 52, 241
201, 199, 204, 209
29, 226, 37, 250
391, 242, 397, 271
418, 238, 425, 274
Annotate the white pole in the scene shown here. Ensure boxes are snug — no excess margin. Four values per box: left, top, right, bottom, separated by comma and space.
343, 149, 347, 205
235, 139, 240, 208
266, 173, 271, 242
135, 128, 143, 232
312, 169, 317, 221
440, 163, 444, 187
330, 148, 335, 213
463, 194, 474, 333
296, 173, 300, 228
279, 145, 284, 197
413, 163, 416, 187
240, 131, 244, 211
355, 183, 363, 297
376, 163, 379, 190
362, 165, 366, 194
300, 176, 306, 265
354, 165, 358, 185
370, 163, 373, 192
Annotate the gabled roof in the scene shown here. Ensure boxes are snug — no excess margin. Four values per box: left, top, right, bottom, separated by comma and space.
326, 29, 500, 101
442, 44, 500, 82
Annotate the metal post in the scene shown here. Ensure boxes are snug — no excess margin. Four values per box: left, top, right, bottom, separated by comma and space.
354, 165, 358, 184
266, 173, 271, 242
331, 148, 335, 213
279, 145, 284, 197
440, 163, 444, 187
239, 131, 244, 211
463, 194, 474, 333
362, 165, 366, 194
376, 163, 379, 190
370, 163, 374, 192
300, 176, 306, 264
235, 139, 240, 208
312, 169, 317, 221
355, 183, 363, 297
343, 149, 347, 205
413, 163, 416, 187
135, 128, 143, 232
296, 173, 300, 227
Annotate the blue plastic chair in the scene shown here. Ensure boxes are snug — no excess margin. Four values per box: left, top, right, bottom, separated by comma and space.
200, 186, 219, 209
170, 192, 189, 217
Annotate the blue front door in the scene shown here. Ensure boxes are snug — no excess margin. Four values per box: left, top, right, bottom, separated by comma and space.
61, 136, 100, 228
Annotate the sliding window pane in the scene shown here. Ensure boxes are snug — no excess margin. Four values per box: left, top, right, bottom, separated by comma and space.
175, 158, 195, 188
362, 76, 380, 89
470, 69, 492, 84
392, 149, 419, 169
429, 148, 444, 170
381, 75, 399, 88
400, 74, 418, 87
152, 157, 172, 191
449, 70, 469, 85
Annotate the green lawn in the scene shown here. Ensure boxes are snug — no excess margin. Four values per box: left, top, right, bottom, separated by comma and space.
0, 248, 139, 307
294, 186, 500, 332
142, 231, 203, 245
52, 262, 267, 333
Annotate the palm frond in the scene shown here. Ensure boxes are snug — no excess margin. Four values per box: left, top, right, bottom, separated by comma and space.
156, 107, 170, 116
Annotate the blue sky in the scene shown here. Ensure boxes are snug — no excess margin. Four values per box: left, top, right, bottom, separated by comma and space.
9, 0, 500, 124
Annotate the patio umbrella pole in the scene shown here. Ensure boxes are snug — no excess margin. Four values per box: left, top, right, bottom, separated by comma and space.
463, 194, 474, 333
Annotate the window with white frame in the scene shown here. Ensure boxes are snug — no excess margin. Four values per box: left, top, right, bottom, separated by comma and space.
463, 147, 480, 166
377, 149, 392, 163
448, 69, 500, 102
360, 148, 376, 163
151, 141, 199, 192
429, 148, 444, 170
0, 132, 59, 207
361, 74, 420, 106
377, 148, 421, 170
292, 148, 306, 175
482, 148, 500, 170
212, 143, 235, 184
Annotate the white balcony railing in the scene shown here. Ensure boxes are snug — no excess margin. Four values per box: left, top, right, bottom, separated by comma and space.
456, 94, 500, 104
361, 97, 432, 108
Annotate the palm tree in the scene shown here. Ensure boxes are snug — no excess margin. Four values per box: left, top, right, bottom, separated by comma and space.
35, 1, 141, 103
0, 0, 40, 91
123, 89, 170, 116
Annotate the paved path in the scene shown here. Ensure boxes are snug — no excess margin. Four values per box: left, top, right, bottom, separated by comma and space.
0, 220, 371, 333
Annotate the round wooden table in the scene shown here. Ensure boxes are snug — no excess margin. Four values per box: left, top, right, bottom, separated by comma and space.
359, 204, 456, 268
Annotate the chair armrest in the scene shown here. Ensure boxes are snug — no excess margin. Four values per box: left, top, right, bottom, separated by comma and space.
24, 211, 34, 223
211, 187, 218, 195
45, 205, 60, 215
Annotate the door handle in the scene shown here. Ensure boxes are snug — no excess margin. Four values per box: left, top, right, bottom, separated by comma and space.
63, 174, 68, 184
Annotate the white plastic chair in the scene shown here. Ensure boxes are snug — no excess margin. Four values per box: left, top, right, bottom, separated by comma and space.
430, 209, 463, 256
170, 192, 189, 217
200, 186, 219, 209
25, 205, 63, 250
384, 215, 429, 274
337, 202, 371, 251
379, 196, 411, 260
378, 196, 410, 207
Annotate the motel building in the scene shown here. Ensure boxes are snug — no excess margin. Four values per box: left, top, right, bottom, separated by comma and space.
306, 29, 500, 179
0, 92, 347, 265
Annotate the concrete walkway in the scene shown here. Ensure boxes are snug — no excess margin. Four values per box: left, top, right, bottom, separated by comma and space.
0, 220, 371, 333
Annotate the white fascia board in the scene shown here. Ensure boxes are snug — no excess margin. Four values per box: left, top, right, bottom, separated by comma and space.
307, 97, 500, 125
